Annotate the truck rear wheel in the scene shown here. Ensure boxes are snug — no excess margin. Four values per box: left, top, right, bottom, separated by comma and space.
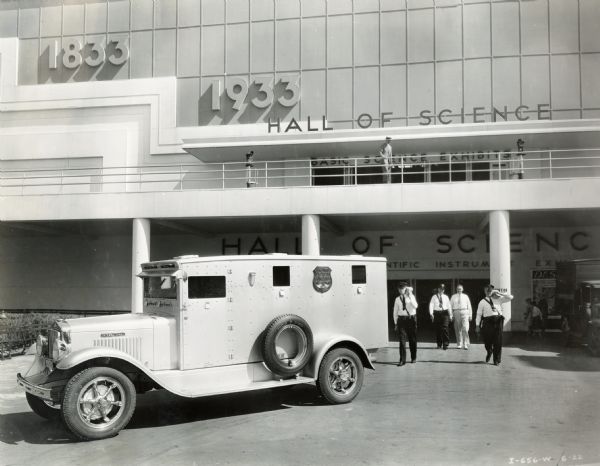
262, 314, 313, 377
26, 392, 61, 420
61, 367, 136, 441
316, 347, 364, 404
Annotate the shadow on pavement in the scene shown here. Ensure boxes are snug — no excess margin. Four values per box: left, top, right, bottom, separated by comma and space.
417, 360, 487, 365
0, 384, 324, 445
513, 354, 600, 372
0, 413, 74, 445
129, 383, 325, 430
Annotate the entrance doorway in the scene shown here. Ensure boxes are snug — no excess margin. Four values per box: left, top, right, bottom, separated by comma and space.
387, 278, 489, 341
457, 279, 489, 322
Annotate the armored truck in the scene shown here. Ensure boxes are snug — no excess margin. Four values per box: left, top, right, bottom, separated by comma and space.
17, 254, 388, 440
557, 259, 600, 354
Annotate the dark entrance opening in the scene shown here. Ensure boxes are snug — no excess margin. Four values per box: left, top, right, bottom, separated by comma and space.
456, 279, 489, 322
357, 166, 384, 184
387, 278, 489, 342
472, 162, 491, 181
312, 166, 345, 185
430, 163, 450, 182
450, 162, 468, 182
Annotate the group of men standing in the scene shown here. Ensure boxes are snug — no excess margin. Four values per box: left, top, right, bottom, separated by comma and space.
393, 282, 514, 366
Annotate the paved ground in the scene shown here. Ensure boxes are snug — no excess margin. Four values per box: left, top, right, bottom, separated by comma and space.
1, 337, 600, 466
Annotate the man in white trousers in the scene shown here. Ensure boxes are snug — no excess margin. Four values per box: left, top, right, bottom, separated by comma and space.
450, 284, 472, 349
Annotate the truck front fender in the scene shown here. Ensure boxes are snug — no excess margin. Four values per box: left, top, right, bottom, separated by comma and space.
305, 334, 375, 378
56, 347, 157, 382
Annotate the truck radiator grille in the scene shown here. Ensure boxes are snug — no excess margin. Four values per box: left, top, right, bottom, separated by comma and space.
93, 337, 142, 360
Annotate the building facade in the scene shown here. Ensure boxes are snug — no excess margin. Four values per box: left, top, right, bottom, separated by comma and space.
1, 0, 599, 336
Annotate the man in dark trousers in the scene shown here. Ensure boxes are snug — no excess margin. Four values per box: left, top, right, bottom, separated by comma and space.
393, 282, 419, 366
476, 284, 514, 365
429, 283, 452, 350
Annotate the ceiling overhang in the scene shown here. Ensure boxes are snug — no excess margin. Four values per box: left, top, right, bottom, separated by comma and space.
181, 119, 600, 163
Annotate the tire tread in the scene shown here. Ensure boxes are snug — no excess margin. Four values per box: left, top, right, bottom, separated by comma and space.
61, 366, 136, 441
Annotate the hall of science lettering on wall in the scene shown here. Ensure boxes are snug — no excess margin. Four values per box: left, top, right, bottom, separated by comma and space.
221, 231, 593, 256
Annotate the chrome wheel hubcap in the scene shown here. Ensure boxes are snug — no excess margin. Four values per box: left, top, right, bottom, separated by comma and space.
77, 376, 125, 429
328, 357, 357, 395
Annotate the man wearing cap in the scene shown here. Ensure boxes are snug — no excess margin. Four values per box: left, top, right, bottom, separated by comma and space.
378, 136, 393, 184
393, 282, 419, 365
476, 284, 514, 365
450, 283, 473, 349
429, 283, 452, 350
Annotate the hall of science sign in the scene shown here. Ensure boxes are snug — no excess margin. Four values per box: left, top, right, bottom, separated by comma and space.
267, 104, 551, 133
221, 230, 593, 256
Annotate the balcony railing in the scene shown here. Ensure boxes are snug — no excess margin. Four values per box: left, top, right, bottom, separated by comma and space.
1, 148, 599, 196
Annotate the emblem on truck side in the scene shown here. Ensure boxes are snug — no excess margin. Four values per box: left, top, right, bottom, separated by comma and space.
100, 332, 126, 338
313, 266, 332, 293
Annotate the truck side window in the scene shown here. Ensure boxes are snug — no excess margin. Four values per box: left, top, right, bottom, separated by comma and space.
352, 265, 367, 284
273, 266, 290, 287
188, 276, 226, 299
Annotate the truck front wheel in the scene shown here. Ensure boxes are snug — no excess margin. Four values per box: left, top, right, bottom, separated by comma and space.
316, 347, 364, 404
61, 367, 136, 441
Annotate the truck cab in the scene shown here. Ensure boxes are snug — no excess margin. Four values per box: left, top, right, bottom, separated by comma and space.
17, 254, 388, 440
557, 259, 600, 355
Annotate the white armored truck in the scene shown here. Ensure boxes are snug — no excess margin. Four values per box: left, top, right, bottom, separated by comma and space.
17, 254, 388, 440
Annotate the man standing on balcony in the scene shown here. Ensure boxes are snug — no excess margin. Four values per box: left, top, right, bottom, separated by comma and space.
511, 138, 525, 179
429, 283, 452, 350
245, 150, 256, 188
378, 136, 393, 183
476, 284, 514, 366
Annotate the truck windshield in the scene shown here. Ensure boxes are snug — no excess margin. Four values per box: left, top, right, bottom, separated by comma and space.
144, 276, 177, 299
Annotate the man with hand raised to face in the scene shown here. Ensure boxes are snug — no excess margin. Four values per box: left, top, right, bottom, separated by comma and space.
476, 284, 513, 366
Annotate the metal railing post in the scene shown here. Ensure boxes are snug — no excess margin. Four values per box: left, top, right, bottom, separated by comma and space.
498, 152, 502, 180
354, 158, 358, 185
549, 150, 553, 179
265, 162, 268, 187
448, 158, 452, 182
222, 163, 225, 189
401, 158, 404, 184
60, 169, 64, 194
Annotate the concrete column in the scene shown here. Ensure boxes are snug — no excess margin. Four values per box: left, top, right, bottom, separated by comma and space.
131, 218, 151, 314
489, 210, 512, 330
301, 214, 320, 256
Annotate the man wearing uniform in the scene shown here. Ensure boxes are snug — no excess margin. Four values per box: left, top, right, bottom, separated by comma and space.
393, 282, 419, 366
476, 284, 514, 365
450, 284, 473, 349
429, 283, 452, 350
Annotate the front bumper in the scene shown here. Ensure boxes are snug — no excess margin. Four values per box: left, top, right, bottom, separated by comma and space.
16, 355, 70, 404
17, 373, 53, 401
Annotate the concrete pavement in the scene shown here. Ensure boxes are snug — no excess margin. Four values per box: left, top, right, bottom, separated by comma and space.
1, 338, 599, 466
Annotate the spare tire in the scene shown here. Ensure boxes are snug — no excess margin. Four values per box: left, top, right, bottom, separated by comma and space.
262, 314, 313, 377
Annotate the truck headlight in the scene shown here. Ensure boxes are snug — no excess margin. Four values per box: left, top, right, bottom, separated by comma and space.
49, 320, 71, 362
36, 335, 48, 357
51, 336, 70, 361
